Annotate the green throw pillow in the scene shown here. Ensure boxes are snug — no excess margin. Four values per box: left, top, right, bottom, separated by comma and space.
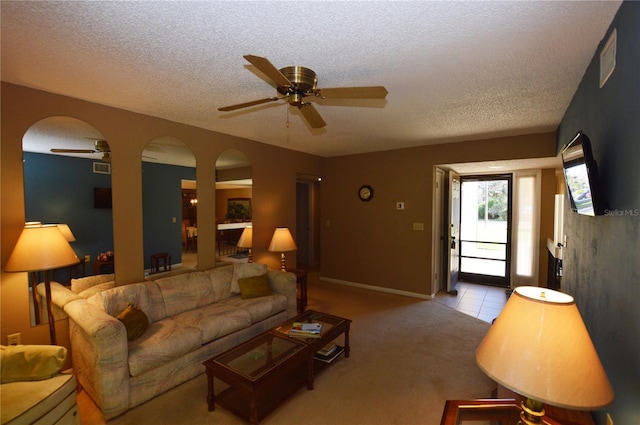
0, 345, 67, 383
116, 303, 149, 341
237, 273, 272, 299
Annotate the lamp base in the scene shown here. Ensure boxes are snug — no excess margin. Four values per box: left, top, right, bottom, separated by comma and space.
280, 252, 287, 271
519, 399, 545, 425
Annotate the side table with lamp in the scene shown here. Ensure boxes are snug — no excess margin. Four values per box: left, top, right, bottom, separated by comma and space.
441, 286, 612, 425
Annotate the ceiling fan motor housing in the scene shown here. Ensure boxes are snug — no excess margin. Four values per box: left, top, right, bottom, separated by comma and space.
277, 66, 318, 105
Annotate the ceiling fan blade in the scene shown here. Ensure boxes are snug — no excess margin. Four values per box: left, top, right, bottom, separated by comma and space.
298, 103, 326, 128
243, 55, 292, 88
315, 86, 388, 99
51, 148, 96, 153
218, 97, 280, 112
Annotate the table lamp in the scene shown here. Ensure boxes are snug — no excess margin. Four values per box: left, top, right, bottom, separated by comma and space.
268, 228, 297, 271
237, 226, 253, 262
475, 286, 614, 424
5, 224, 80, 344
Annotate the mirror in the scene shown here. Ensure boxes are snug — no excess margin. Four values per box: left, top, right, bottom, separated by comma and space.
215, 149, 252, 263
21, 116, 113, 327
142, 137, 196, 275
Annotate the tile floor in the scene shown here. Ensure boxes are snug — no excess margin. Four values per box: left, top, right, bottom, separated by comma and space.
435, 281, 509, 323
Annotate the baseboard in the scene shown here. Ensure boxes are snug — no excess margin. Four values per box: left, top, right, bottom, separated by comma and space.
319, 276, 432, 300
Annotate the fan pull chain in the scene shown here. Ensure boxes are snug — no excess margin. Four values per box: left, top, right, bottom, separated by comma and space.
286, 104, 290, 128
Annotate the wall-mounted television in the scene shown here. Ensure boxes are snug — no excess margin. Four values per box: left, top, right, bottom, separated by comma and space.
94, 187, 112, 209
561, 131, 606, 216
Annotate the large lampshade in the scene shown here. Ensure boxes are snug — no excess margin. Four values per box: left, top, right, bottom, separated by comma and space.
268, 228, 297, 271
475, 286, 613, 414
5, 224, 80, 345
6, 224, 80, 272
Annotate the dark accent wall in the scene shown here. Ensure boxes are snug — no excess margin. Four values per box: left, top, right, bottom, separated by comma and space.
23, 152, 114, 276
24, 152, 197, 274
142, 161, 196, 270
556, 2, 639, 423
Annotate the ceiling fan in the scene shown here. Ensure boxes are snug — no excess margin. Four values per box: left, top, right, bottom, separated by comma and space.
218, 55, 388, 129
51, 139, 112, 162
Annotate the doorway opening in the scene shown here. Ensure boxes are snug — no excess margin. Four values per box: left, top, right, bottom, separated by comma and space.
458, 175, 512, 288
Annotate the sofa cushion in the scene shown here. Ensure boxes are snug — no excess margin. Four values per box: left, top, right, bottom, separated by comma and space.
154, 271, 216, 316
71, 273, 115, 293
88, 283, 153, 322
127, 318, 202, 377
238, 273, 272, 299
231, 262, 267, 294
221, 293, 288, 324
172, 304, 251, 343
77, 281, 115, 298
0, 345, 67, 384
115, 303, 149, 341
202, 265, 234, 301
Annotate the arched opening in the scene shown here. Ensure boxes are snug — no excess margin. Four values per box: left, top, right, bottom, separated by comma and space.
142, 136, 196, 275
215, 149, 252, 263
22, 116, 112, 326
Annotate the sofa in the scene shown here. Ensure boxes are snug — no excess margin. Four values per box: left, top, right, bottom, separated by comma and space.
60, 263, 297, 419
0, 345, 79, 425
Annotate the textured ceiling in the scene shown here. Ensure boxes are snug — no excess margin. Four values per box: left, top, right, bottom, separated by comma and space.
2, 1, 621, 161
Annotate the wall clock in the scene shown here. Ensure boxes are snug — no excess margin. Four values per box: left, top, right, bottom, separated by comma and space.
358, 185, 374, 202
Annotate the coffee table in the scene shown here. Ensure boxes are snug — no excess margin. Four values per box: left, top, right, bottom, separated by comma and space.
203, 332, 312, 424
272, 310, 351, 388
203, 310, 351, 424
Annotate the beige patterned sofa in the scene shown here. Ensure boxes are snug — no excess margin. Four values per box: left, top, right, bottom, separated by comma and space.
62, 263, 296, 419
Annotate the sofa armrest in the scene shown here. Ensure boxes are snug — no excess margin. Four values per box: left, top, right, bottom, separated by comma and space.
64, 299, 130, 419
267, 270, 297, 318
36, 281, 83, 321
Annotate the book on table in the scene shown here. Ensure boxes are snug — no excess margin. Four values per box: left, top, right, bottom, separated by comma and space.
288, 322, 323, 338
316, 342, 338, 356
314, 345, 344, 363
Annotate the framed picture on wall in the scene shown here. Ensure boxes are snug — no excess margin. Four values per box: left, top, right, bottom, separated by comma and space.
226, 198, 251, 221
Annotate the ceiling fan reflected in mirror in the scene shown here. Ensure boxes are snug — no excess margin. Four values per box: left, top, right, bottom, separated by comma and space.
218, 55, 388, 129
51, 138, 112, 162
51, 138, 156, 162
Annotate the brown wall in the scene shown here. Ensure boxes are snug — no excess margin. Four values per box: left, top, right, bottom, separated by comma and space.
1, 82, 559, 350
321, 134, 558, 295
1, 83, 323, 347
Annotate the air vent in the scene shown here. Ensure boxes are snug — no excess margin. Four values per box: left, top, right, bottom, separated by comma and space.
93, 162, 111, 174
599, 28, 616, 88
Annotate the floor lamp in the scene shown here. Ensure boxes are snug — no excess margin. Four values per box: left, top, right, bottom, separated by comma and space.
475, 286, 613, 424
5, 224, 80, 345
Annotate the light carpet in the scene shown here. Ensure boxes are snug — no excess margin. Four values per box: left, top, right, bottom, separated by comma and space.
84, 275, 496, 425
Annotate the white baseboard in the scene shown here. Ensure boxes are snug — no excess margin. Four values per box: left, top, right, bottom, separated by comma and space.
319, 276, 432, 300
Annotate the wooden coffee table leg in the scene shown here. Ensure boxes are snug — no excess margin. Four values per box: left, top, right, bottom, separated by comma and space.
307, 354, 315, 390
249, 397, 258, 424
206, 368, 216, 411
344, 323, 351, 358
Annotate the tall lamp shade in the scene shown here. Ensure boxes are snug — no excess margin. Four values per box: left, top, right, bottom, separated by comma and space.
268, 228, 297, 271
236, 226, 253, 263
475, 286, 613, 423
5, 224, 80, 344
56, 224, 76, 242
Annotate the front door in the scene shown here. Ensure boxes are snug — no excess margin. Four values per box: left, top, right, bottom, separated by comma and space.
458, 175, 512, 287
